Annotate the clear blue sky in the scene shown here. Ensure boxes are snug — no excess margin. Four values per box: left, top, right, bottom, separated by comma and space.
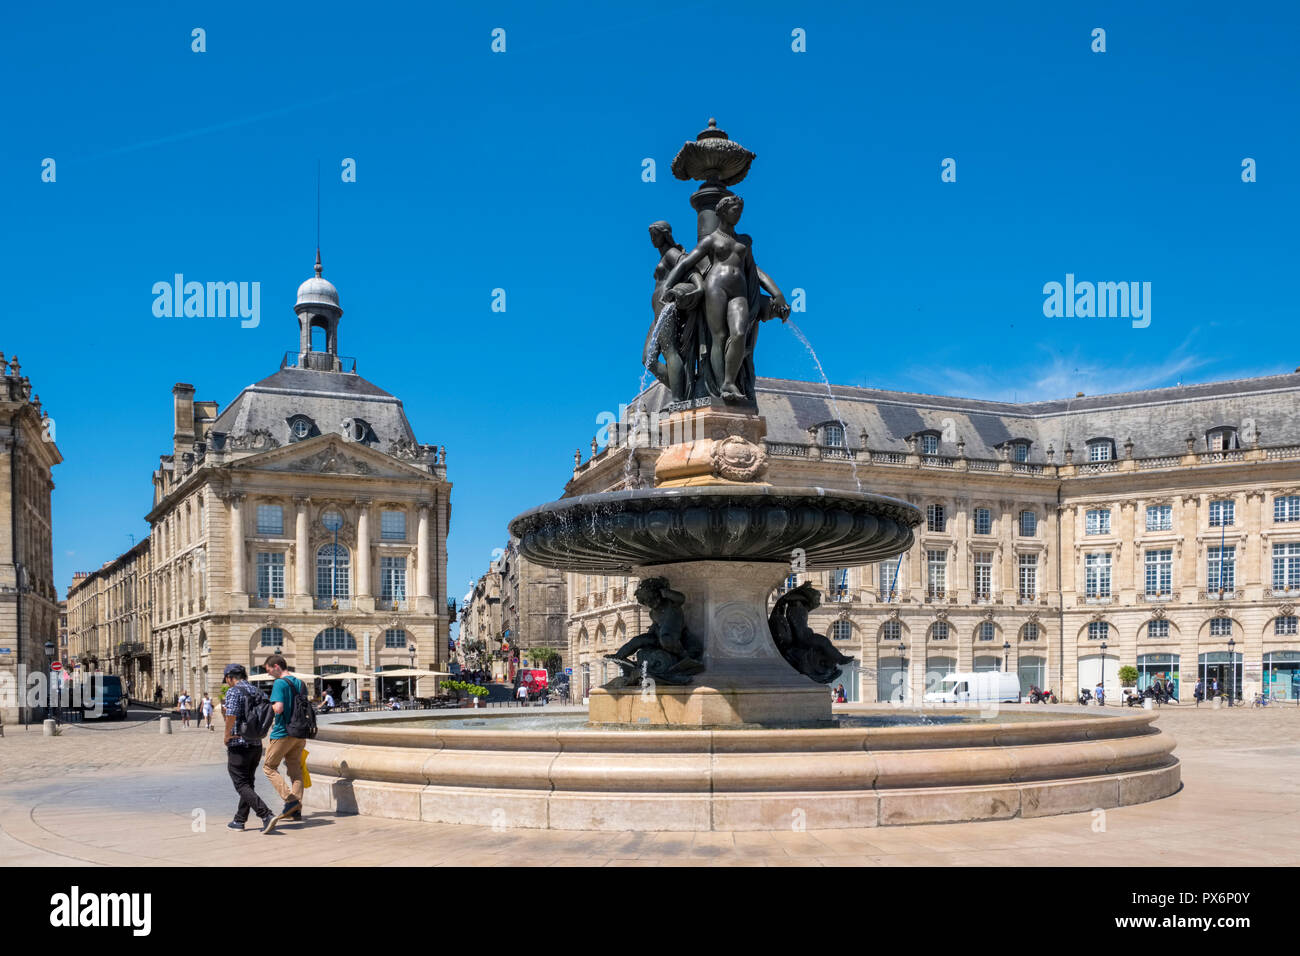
1, 0, 1296, 604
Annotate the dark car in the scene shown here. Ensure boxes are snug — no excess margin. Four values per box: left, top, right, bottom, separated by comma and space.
82, 674, 129, 720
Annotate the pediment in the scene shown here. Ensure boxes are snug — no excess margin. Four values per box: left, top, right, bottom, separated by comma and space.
227, 434, 434, 481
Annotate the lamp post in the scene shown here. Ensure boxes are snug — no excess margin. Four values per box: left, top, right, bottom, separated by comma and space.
1227, 637, 1236, 707
1002, 640, 1010, 673
43, 640, 55, 719
1100, 641, 1108, 706
896, 642, 908, 706
408, 642, 416, 704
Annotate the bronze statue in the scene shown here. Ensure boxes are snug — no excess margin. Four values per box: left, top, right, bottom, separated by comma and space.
604, 577, 705, 686
660, 194, 789, 404
768, 583, 855, 684
644, 222, 705, 402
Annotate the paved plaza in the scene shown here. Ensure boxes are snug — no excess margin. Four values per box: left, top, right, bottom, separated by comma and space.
1, 704, 1297, 867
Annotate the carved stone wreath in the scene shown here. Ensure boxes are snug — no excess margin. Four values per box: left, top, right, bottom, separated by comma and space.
1151, 606, 1167, 620
1090, 611, 1107, 623
711, 435, 768, 483
1280, 603, 1295, 617
934, 609, 949, 622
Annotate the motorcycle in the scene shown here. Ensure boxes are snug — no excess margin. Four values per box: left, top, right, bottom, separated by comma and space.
1027, 686, 1057, 704
1078, 688, 1093, 705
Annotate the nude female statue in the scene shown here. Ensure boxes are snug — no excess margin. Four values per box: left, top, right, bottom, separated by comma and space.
660, 194, 789, 403
643, 222, 704, 402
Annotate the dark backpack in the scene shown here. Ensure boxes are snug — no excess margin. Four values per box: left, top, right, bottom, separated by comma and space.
238, 683, 275, 740
282, 676, 318, 739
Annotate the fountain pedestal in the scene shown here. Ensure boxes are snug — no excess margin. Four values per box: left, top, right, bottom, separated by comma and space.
589, 560, 832, 727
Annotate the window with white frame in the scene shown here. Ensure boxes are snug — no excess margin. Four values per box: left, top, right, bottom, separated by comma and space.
1273, 542, 1300, 592
256, 504, 283, 535
1018, 553, 1037, 600
831, 621, 852, 641
927, 550, 947, 597
381, 510, 407, 540
1145, 549, 1172, 596
1146, 505, 1172, 532
256, 552, 285, 600
829, 567, 849, 599
384, 628, 408, 649
878, 557, 902, 600
1012, 442, 1030, 463
977, 621, 995, 642
1148, 619, 1169, 639
1209, 617, 1233, 636
316, 544, 350, 601
259, 626, 284, 647
882, 620, 901, 640
973, 552, 993, 600
1088, 621, 1109, 640
973, 508, 992, 535
1022, 622, 1039, 641
920, 433, 939, 456
1085, 553, 1112, 598
931, 621, 949, 640
1209, 500, 1235, 527
381, 556, 407, 603
1275, 496, 1300, 523
1207, 546, 1235, 593
314, 628, 356, 651
1019, 510, 1037, 537
1275, 616, 1298, 636
1087, 440, 1113, 462
1206, 427, 1238, 451
823, 423, 844, 448
1086, 509, 1111, 535
926, 503, 946, 532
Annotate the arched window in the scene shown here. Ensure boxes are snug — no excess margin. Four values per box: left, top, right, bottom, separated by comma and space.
930, 621, 949, 641
1209, 617, 1233, 636
259, 627, 283, 648
977, 621, 996, 642
1147, 619, 1170, 639
831, 621, 852, 641
316, 544, 350, 602
881, 620, 901, 641
1021, 621, 1039, 641
384, 628, 408, 649
314, 628, 356, 651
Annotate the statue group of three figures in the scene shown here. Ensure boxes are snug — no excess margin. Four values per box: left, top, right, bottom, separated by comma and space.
643, 195, 791, 405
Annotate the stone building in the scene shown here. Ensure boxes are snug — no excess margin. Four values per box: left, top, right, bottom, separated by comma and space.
65, 539, 151, 689
0, 354, 63, 723
459, 539, 567, 678
459, 560, 505, 677
139, 256, 452, 703
564, 372, 1300, 704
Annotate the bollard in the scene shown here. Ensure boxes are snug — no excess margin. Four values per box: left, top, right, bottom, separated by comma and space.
1143, 698, 1153, 710
160, 716, 173, 734
43, 719, 57, 736
1212, 697, 1221, 710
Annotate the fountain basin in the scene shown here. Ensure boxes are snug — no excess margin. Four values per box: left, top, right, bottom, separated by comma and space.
303, 707, 1180, 831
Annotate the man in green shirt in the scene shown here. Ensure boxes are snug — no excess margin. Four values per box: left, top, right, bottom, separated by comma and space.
261, 653, 306, 826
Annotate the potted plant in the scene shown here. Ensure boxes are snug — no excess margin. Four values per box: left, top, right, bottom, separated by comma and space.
1118, 665, 1139, 703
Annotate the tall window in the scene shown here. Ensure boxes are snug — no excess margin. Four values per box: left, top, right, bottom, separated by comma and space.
1087, 440, 1113, 462
384, 628, 408, 649
1275, 496, 1300, 523
1022, 622, 1039, 641
381, 510, 407, 540
1147, 619, 1169, 639
831, 621, 852, 641
1018, 553, 1037, 600
381, 556, 408, 603
931, 621, 949, 640
1146, 505, 1173, 531
1145, 549, 1172, 596
927, 550, 947, 598
314, 628, 356, 651
1012, 442, 1030, 463
920, 434, 939, 456
1207, 546, 1235, 593
1088, 621, 1109, 640
1019, 510, 1037, 537
256, 504, 283, 535
1086, 509, 1111, 535
259, 626, 283, 647
977, 621, 995, 642
316, 544, 350, 601
828, 567, 849, 600
973, 508, 992, 535
1276, 617, 1299, 636
823, 423, 844, 448
878, 557, 902, 600
1085, 553, 1112, 598
1209, 617, 1233, 637
1273, 542, 1300, 593
926, 504, 946, 533
1209, 500, 1235, 527
882, 620, 901, 641
973, 552, 993, 600
256, 552, 285, 600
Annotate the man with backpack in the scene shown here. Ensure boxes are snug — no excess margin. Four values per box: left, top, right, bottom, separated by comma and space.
261, 654, 316, 826
221, 663, 276, 833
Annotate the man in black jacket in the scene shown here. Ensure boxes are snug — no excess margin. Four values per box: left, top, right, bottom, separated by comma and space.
222, 663, 276, 833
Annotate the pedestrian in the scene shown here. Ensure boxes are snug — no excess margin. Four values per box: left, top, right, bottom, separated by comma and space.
179, 689, 191, 727
153, 686, 162, 707
260, 654, 306, 827
1211, 677, 1219, 699
320, 688, 335, 714
1194, 679, 1204, 706
1094, 682, 1104, 706
201, 692, 215, 730
221, 664, 275, 833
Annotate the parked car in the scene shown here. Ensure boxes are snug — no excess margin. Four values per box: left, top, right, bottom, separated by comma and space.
81, 674, 129, 720
923, 671, 1021, 705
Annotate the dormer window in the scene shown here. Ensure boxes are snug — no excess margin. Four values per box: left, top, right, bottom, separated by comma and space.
1206, 427, 1239, 451
287, 415, 317, 442
822, 423, 845, 448
919, 432, 940, 456
341, 417, 372, 443
1010, 441, 1030, 463
1086, 439, 1114, 462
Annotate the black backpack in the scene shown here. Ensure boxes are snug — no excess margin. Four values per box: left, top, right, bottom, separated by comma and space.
282, 676, 318, 739
238, 683, 275, 740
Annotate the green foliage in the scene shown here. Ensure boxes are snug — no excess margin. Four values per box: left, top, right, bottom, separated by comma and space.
524, 648, 563, 673
440, 679, 490, 698
1118, 665, 1139, 685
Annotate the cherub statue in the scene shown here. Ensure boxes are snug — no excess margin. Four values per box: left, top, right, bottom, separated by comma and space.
768, 582, 855, 684
604, 577, 705, 686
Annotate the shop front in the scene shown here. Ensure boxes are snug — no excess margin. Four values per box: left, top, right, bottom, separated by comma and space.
1198, 651, 1242, 700
1017, 655, 1046, 695
1263, 651, 1300, 701
1137, 653, 1180, 698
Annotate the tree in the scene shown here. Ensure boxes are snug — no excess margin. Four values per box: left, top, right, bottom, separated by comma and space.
525, 648, 562, 674
1118, 665, 1139, 686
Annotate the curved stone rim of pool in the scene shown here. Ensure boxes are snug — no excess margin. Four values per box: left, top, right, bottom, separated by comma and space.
303, 708, 1180, 831
506, 484, 923, 573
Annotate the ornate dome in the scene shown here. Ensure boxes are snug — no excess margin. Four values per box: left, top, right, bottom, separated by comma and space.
295, 251, 341, 315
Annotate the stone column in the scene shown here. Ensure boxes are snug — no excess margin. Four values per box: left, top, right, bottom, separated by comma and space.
1243, 491, 1264, 593
356, 499, 372, 600
227, 494, 246, 597
953, 497, 969, 601
1117, 501, 1137, 600
294, 497, 311, 605
416, 501, 431, 601
1179, 495, 1200, 595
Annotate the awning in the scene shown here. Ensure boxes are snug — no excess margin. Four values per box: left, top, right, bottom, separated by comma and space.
373, 668, 452, 678
248, 672, 316, 683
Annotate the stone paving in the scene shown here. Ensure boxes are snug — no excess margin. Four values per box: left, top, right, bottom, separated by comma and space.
1, 703, 1297, 866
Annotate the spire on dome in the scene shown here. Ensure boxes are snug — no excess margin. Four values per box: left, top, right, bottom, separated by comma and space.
315, 248, 323, 277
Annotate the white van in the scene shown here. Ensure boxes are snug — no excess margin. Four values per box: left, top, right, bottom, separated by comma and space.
923, 671, 1021, 704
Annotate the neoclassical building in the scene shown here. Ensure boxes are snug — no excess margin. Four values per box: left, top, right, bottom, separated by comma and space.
564, 372, 1300, 704
66, 538, 151, 688
137, 257, 452, 702
0, 354, 63, 723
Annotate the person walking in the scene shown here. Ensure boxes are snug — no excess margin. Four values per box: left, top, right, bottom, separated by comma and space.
1211, 677, 1220, 699
221, 664, 275, 833
516, 681, 529, 705
1194, 679, 1204, 706
179, 690, 191, 728
261, 654, 307, 826
201, 692, 215, 730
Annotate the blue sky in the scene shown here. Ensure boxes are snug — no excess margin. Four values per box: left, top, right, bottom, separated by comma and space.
1, 0, 1296, 604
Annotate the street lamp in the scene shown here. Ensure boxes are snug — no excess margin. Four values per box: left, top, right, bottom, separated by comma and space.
1002, 640, 1010, 673
1100, 641, 1108, 706
408, 642, 417, 704
1227, 637, 1236, 707
896, 642, 908, 706
43, 640, 55, 719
